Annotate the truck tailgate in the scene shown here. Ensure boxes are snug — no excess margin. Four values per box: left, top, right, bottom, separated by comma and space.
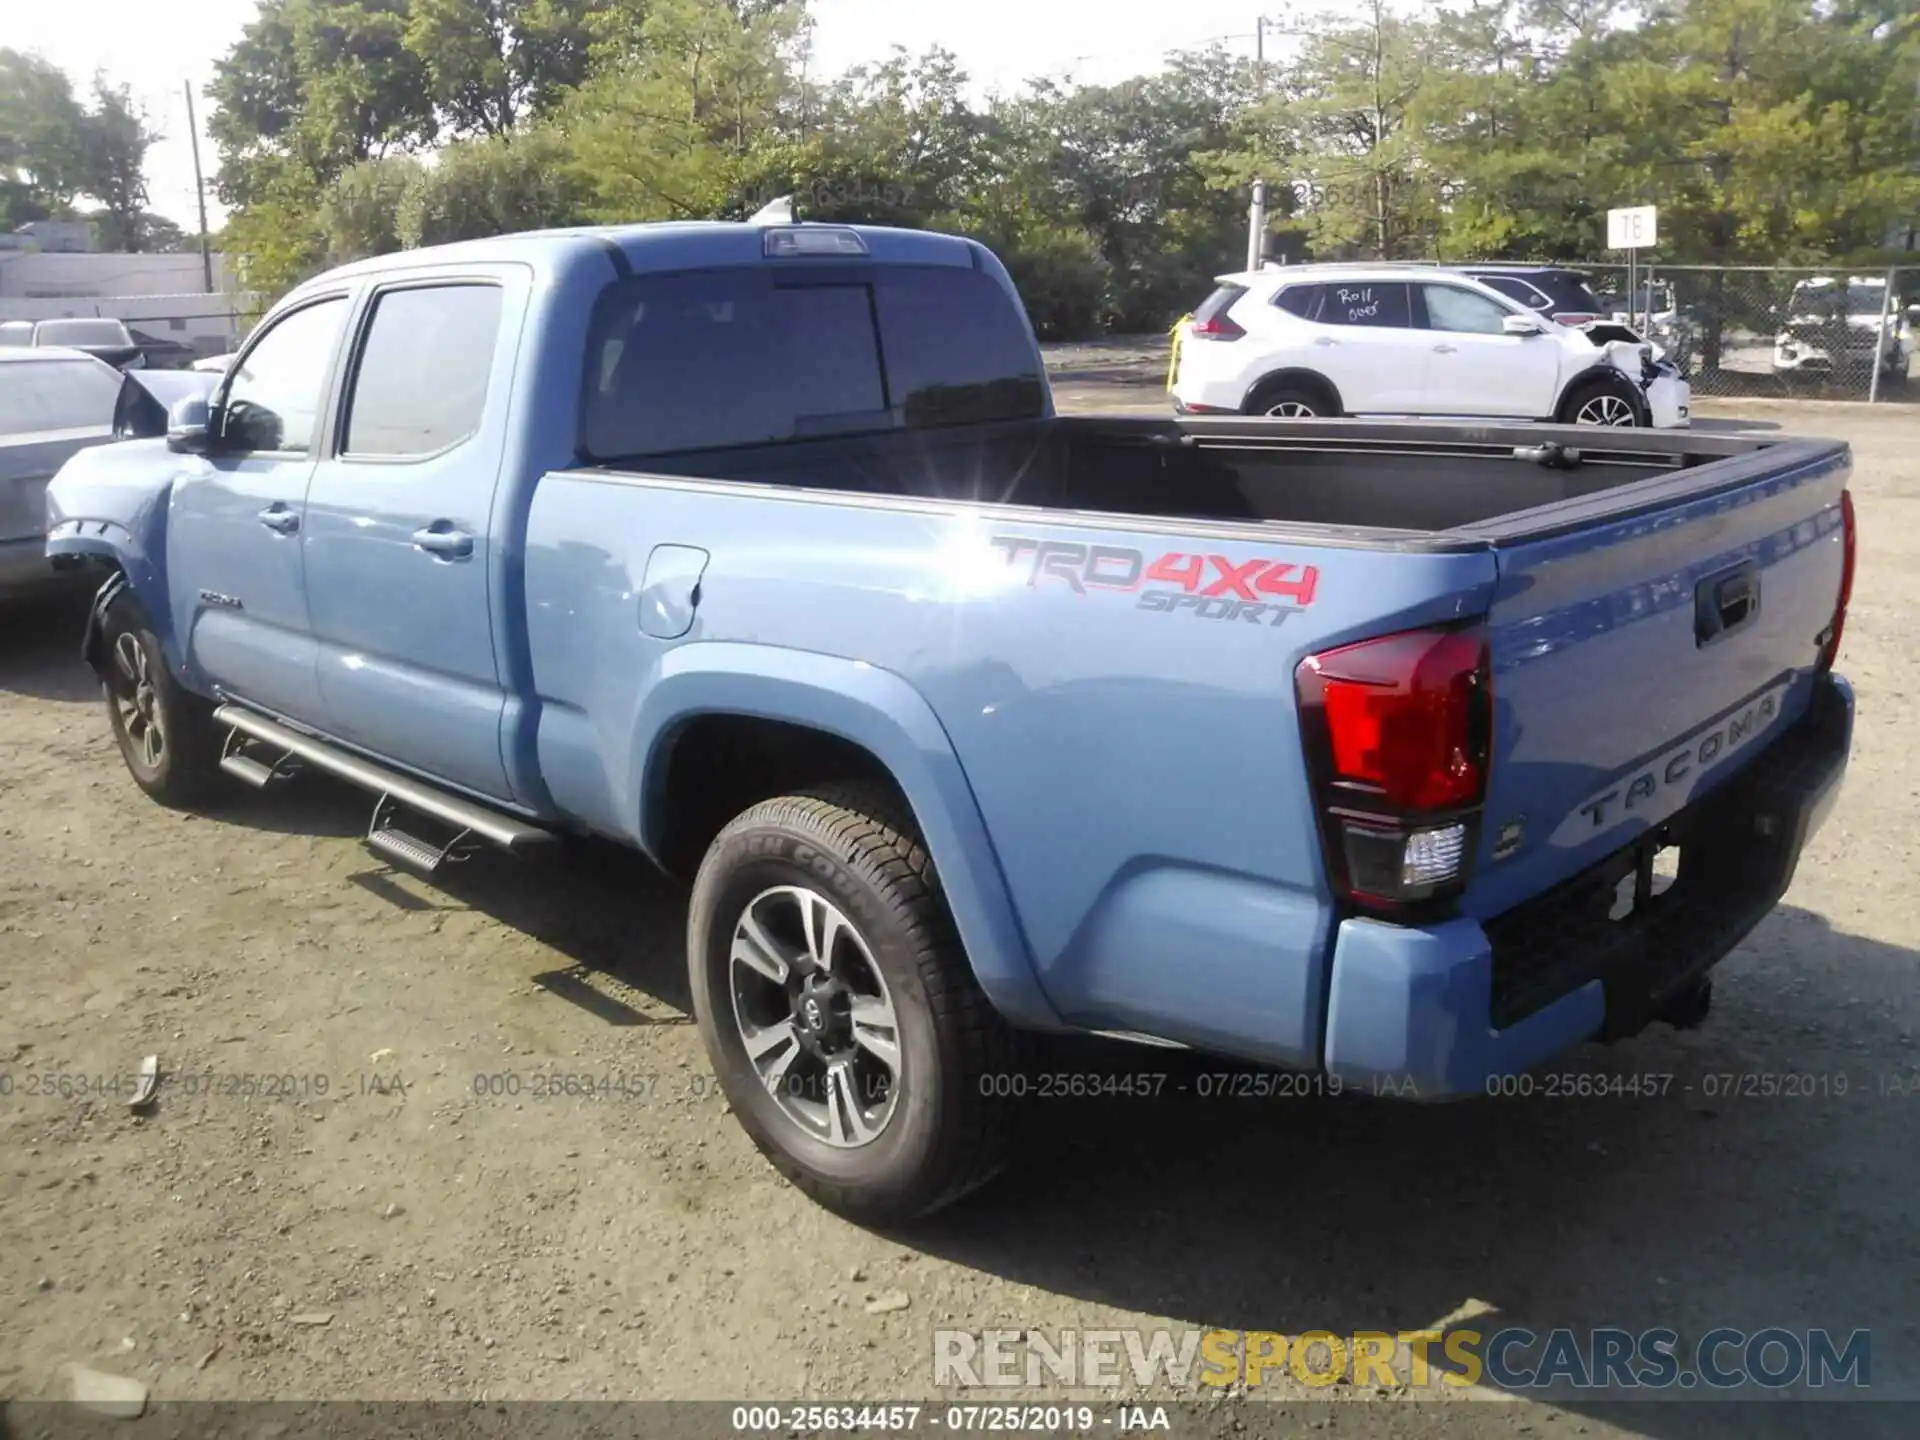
1461, 439, 1850, 920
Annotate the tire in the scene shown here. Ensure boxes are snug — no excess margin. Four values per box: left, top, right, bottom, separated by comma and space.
687, 785, 1015, 1223
1244, 378, 1337, 419
1559, 373, 1647, 427
99, 593, 223, 808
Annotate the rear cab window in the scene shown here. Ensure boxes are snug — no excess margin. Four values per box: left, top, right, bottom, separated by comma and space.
581, 264, 1046, 460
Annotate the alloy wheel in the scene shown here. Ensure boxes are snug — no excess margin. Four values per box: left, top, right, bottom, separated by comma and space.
729, 885, 902, 1148
110, 632, 165, 770
1574, 394, 1638, 426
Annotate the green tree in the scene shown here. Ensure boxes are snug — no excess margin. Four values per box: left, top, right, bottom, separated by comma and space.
209, 0, 435, 208
76, 78, 159, 251
403, 0, 594, 137
566, 0, 806, 221
0, 49, 90, 222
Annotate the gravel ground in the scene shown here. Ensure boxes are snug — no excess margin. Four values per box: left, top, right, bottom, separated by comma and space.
1, 365, 1915, 1439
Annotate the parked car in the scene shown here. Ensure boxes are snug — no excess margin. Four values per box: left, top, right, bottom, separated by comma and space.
126, 326, 202, 370
0, 321, 33, 347
1772, 276, 1910, 383
1455, 263, 1609, 327
24, 318, 145, 371
0, 348, 125, 597
48, 221, 1852, 1222
191, 351, 238, 374
1171, 264, 1690, 427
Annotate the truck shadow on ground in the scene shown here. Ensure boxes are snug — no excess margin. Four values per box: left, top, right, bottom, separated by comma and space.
335, 799, 1917, 1440
0, 593, 103, 703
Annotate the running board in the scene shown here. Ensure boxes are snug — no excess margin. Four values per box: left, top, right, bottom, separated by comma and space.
213, 705, 556, 863
219, 729, 302, 790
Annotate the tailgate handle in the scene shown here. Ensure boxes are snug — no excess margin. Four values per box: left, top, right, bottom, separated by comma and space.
1696, 563, 1761, 646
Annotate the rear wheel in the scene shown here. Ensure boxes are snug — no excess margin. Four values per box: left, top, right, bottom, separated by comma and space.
1245, 377, 1338, 419
100, 594, 222, 807
687, 785, 1015, 1223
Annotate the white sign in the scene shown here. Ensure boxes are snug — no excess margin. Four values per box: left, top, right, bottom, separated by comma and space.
1607, 205, 1658, 250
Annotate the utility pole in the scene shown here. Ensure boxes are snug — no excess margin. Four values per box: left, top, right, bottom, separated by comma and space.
1248, 181, 1268, 271
1256, 15, 1265, 66
183, 81, 214, 294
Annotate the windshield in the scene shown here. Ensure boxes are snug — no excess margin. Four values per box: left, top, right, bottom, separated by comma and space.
1788, 282, 1885, 318
35, 318, 131, 347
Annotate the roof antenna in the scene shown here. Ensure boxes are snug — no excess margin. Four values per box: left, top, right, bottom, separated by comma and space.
748, 195, 797, 225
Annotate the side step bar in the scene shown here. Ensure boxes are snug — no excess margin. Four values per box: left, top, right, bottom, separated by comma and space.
213, 706, 556, 871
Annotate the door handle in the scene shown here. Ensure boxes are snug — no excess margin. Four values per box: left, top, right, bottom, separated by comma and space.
258, 504, 300, 535
411, 523, 474, 561
1312, 335, 1338, 347
1432, 343, 1458, 354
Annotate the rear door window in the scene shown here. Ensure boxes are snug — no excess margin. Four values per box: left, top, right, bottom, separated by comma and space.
582, 264, 1044, 460
1319, 282, 1412, 328
342, 284, 503, 457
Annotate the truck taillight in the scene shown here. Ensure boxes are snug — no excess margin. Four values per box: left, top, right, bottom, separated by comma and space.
1295, 624, 1492, 911
1819, 489, 1856, 672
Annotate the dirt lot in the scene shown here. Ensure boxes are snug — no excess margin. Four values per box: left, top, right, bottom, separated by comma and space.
1, 371, 1916, 1438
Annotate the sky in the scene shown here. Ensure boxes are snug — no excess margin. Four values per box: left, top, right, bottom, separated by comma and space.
7, 0, 1281, 235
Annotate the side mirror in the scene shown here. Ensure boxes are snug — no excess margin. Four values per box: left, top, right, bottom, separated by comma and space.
166, 395, 216, 454
1502, 314, 1546, 337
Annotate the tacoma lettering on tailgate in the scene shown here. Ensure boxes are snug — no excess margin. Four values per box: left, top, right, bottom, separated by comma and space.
990, 536, 1319, 629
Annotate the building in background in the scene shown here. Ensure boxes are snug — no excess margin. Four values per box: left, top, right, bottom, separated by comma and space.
0, 225, 248, 361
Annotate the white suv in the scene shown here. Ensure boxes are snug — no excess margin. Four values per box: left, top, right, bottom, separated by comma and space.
1170, 265, 1690, 428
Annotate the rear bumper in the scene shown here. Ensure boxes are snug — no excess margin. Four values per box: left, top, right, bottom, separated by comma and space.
1321, 673, 1854, 1097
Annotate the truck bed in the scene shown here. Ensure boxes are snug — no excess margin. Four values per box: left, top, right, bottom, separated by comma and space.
618, 414, 1836, 544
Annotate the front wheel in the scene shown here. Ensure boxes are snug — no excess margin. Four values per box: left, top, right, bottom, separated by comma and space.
99, 594, 223, 807
687, 786, 1015, 1223
1560, 376, 1647, 427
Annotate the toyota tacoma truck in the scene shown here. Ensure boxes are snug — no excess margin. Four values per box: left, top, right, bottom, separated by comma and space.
45, 221, 1855, 1223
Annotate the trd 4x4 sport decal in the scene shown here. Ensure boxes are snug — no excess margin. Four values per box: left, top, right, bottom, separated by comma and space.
990, 536, 1320, 628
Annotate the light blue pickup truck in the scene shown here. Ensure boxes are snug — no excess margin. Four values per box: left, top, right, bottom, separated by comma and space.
46, 221, 1854, 1220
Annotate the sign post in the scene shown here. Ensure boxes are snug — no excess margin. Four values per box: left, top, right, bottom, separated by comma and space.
1607, 205, 1658, 333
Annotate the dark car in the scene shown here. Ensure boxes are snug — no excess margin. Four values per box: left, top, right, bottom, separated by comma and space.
1455, 265, 1608, 327
29, 318, 145, 371
126, 326, 201, 370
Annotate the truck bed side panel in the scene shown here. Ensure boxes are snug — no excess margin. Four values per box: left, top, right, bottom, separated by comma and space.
523, 473, 1498, 1064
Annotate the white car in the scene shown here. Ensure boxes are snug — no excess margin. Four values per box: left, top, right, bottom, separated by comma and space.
1170, 265, 1691, 428
1772, 276, 1909, 382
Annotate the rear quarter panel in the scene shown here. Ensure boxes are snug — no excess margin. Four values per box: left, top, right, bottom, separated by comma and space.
523, 475, 1498, 1062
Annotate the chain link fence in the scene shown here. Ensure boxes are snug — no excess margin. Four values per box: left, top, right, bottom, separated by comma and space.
0, 297, 248, 369
1570, 263, 1918, 402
